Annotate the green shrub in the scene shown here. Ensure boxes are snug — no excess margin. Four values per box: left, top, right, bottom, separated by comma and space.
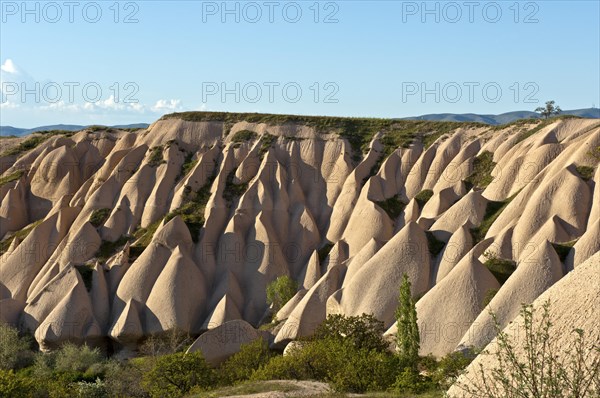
165, 174, 215, 243
132, 218, 163, 255
426, 231, 445, 257
252, 338, 398, 393
0, 219, 43, 256
103, 359, 148, 398
231, 130, 258, 143
587, 145, 600, 162
575, 165, 594, 181
223, 168, 248, 207
313, 313, 389, 353
266, 275, 298, 314
329, 346, 399, 393
161, 112, 485, 165
259, 133, 277, 159
147, 146, 165, 167
482, 252, 516, 284
218, 338, 274, 385
393, 367, 435, 394
0, 170, 26, 187
432, 349, 476, 390
88, 125, 110, 132
470, 198, 513, 243
396, 274, 420, 365
0, 324, 34, 370
28, 344, 107, 397
415, 190, 434, 207
95, 235, 131, 262
54, 343, 104, 374
380, 129, 416, 155
0, 369, 35, 398
180, 151, 198, 181
375, 195, 407, 220
141, 352, 215, 397
89, 208, 111, 228
483, 289, 499, 307
31, 352, 55, 380
464, 151, 495, 189
73, 378, 108, 398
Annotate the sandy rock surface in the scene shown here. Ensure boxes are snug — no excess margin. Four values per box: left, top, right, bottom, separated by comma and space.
0, 116, 597, 357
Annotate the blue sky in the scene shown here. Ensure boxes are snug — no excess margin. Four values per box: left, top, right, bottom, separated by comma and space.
1, 0, 599, 127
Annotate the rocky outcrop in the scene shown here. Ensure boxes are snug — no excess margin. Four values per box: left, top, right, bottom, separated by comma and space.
0, 115, 597, 356
448, 251, 600, 397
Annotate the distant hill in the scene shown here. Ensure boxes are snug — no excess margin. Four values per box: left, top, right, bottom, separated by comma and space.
0, 123, 149, 137
401, 108, 600, 125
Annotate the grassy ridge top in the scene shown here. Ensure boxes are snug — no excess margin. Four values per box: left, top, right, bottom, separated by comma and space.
161, 111, 488, 131
160, 111, 492, 158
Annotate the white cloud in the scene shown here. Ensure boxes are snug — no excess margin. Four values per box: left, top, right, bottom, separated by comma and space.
1, 59, 18, 74
77, 97, 146, 113
151, 99, 182, 112
129, 102, 145, 112
0, 100, 20, 109
39, 100, 81, 111
95, 95, 125, 110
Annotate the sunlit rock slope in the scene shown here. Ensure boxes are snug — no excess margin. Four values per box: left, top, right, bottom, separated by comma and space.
0, 112, 598, 355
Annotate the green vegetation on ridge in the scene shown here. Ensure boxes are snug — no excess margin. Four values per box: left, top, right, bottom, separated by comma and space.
426, 232, 445, 257
231, 130, 258, 144
0, 220, 43, 256
95, 235, 132, 262
162, 111, 487, 163
0, 170, 26, 187
147, 146, 166, 167
470, 194, 516, 243
223, 168, 248, 207
575, 165, 594, 180
482, 252, 516, 284
0, 130, 74, 157
375, 195, 407, 220
415, 190, 434, 207
89, 208, 111, 228
464, 151, 495, 190
166, 170, 217, 242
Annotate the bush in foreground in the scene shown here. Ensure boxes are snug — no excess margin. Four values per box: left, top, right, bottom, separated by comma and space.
252, 314, 398, 393
218, 338, 274, 386
142, 352, 215, 397
0, 324, 34, 370
313, 313, 389, 353
0, 369, 35, 398
252, 337, 398, 393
